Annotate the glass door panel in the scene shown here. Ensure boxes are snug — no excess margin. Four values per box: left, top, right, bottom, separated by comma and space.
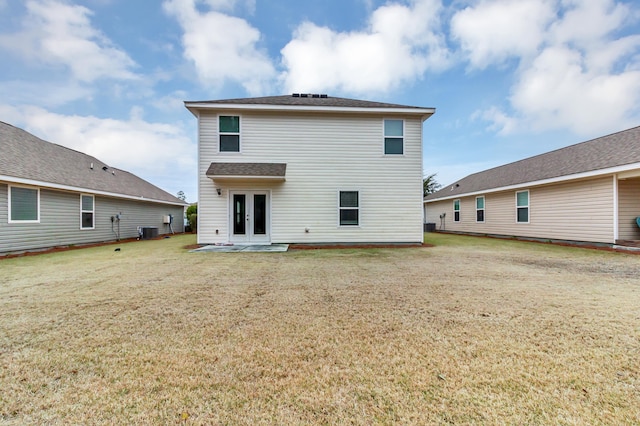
233, 194, 246, 235
253, 194, 266, 235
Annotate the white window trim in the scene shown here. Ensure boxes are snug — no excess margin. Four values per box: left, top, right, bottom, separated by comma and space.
218, 114, 242, 153
476, 196, 485, 223
453, 199, 460, 222
80, 194, 95, 230
338, 190, 360, 227
383, 118, 404, 155
516, 190, 530, 224
8, 184, 40, 223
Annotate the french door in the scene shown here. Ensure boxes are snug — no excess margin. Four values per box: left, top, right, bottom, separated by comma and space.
229, 191, 270, 244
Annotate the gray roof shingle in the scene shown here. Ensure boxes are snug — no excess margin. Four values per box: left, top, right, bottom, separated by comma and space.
0, 121, 184, 204
425, 125, 640, 201
186, 94, 433, 110
206, 162, 287, 178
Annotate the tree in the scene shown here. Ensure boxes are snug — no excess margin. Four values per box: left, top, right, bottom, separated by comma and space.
186, 203, 197, 232
423, 173, 442, 197
176, 190, 186, 201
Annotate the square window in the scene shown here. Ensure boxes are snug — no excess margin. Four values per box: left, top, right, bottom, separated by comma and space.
219, 135, 240, 152
9, 186, 39, 222
219, 116, 239, 133
384, 119, 404, 155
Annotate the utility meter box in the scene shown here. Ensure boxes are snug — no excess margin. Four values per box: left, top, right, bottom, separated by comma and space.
163, 215, 171, 224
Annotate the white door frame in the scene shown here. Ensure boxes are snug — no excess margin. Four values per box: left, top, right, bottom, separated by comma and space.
229, 190, 271, 244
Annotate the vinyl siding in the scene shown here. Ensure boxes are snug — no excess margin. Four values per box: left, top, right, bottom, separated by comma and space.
618, 177, 640, 240
0, 183, 184, 253
425, 176, 615, 243
198, 111, 424, 244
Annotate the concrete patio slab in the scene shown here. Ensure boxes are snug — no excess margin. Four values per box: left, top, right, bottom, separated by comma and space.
190, 244, 289, 253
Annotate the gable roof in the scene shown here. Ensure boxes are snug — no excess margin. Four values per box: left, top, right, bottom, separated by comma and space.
0, 121, 185, 205
185, 94, 435, 118
425, 125, 640, 202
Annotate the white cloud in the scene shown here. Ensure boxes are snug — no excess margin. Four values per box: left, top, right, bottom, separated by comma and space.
451, 0, 555, 69
0, 104, 197, 200
163, 0, 276, 95
460, 0, 640, 136
280, 0, 451, 94
510, 45, 640, 135
0, 0, 138, 82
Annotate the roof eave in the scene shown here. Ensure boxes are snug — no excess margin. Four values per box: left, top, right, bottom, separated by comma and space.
185, 102, 435, 119
0, 175, 187, 206
207, 175, 286, 182
424, 162, 640, 203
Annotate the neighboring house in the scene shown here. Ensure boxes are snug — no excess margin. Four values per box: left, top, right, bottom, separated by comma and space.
424, 125, 640, 246
0, 121, 186, 254
185, 94, 435, 245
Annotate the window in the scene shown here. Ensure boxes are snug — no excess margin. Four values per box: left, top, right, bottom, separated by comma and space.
339, 191, 359, 226
219, 115, 240, 152
9, 186, 39, 223
81, 194, 94, 229
453, 199, 460, 222
516, 190, 529, 223
384, 119, 403, 154
476, 196, 485, 222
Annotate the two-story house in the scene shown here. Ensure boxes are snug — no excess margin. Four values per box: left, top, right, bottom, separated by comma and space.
185, 94, 435, 245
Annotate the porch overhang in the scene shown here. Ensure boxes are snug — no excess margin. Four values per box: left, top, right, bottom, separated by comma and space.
206, 162, 287, 181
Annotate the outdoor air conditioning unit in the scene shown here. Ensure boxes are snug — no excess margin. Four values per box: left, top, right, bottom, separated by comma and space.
163, 215, 171, 224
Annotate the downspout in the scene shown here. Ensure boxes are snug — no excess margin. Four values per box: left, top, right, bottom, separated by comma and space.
613, 174, 619, 243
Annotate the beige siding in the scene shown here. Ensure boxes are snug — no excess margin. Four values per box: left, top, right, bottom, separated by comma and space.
198, 111, 424, 244
425, 176, 616, 243
618, 177, 640, 240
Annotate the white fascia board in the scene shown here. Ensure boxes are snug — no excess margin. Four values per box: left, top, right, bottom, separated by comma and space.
0, 175, 186, 206
424, 162, 640, 204
185, 102, 435, 120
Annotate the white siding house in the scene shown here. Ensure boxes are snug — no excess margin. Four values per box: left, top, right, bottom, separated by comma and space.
186, 94, 435, 245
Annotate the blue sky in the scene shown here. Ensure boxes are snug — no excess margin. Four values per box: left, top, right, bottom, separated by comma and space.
1, 0, 639, 202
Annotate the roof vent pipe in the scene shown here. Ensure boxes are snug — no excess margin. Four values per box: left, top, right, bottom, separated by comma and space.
90, 162, 93, 170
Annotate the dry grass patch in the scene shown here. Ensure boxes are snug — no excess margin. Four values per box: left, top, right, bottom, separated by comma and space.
1, 234, 639, 424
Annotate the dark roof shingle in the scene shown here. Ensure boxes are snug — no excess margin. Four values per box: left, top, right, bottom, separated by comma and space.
425, 125, 640, 201
186, 94, 432, 110
206, 162, 286, 178
0, 121, 184, 204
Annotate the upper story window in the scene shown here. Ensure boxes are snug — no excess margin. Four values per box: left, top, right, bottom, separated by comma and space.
476, 196, 485, 222
339, 191, 359, 226
384, 119, 404, 155
9, 185, 39, 223
453, 199, 460, 222
81, 194, 95, 229
219, 115, 240, 152
516, 190, 529, 223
